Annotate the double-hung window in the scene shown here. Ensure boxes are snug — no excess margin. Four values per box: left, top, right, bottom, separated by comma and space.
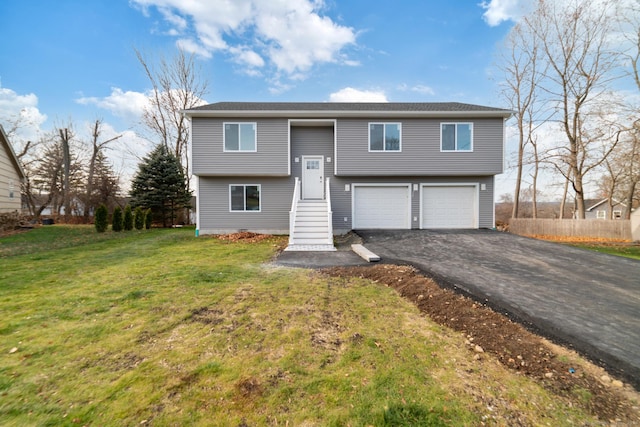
224, 123, 257, 152
230, 185, 260, 212
369, 123, 401, 152
441, 123, 473, 152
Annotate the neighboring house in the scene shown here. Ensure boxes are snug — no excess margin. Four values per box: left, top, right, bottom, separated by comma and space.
0, 125, 26, 213
585, 198, 627, 220
184, 102, 512, 250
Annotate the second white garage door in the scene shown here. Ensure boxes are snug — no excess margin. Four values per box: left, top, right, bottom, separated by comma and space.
421, 185, 477, 229
353, 185, 410, 229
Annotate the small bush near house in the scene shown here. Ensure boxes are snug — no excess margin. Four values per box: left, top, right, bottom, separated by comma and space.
112, 207, 123, 232
144, 208, 152, 229
123, 205, 133, 231
134, 206, 144, 230
94, 204, 108, 233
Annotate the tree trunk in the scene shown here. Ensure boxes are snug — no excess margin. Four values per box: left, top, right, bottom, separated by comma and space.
60, 128, 71, 221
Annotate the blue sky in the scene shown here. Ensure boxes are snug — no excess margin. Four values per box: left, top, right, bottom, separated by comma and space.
0, 0, 527, 193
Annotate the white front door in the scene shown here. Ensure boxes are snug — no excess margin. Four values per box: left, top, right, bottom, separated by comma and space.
302, 156, 324, 199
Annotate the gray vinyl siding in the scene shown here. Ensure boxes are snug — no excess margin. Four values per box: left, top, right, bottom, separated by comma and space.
192, 117, 289, 176
198, 176, 294, 234
290, 126, 335, 183
0, 143, 22, 213
193, 118, 503, 234
335, 118, 504, 176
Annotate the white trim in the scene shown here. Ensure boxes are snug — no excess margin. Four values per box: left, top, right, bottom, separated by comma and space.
351, 183, 412, 229
196, 176, 201, 235
301, 155, 324, 200
228, 184, 262, 212
368, 122, 402, 152
440, 122, 474, 152
419, 183, 479, 229
185, 110, 513, 119
223, 122, 257, 152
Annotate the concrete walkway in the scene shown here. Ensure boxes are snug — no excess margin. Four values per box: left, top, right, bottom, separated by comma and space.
355, 229, 640, 388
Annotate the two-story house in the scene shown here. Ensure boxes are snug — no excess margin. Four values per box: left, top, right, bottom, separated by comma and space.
0, 125, 26, 213
184, 102, 511, 250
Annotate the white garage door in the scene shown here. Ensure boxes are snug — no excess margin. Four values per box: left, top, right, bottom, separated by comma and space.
422, 185, 477, 229
353, 185, 410, 229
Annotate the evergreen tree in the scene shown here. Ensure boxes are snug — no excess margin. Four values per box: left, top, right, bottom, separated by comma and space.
95, 204, 108, 233
123, 205, 133, 231
112, 206, 123, 232
130, 144, 192, 227
134, 206, 144, 230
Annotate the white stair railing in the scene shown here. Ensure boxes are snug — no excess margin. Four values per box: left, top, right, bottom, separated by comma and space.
288, 177, 301, 245
325, 177, 333, 245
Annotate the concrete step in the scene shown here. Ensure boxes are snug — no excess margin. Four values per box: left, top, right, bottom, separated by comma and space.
293, 220, 329, 230
289, 238, 333, 245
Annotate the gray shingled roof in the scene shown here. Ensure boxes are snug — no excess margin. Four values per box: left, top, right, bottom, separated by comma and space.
188, 101, 510, 113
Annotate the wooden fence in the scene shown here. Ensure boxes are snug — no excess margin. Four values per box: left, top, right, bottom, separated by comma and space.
509, 218, 632, 240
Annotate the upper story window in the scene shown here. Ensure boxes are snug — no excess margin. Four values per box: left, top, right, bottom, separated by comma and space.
224, 123, 257, 152
9, 180, 15, 199
441, 123, 473, 152
596, 210, 606, 219
369, 123, 401, 152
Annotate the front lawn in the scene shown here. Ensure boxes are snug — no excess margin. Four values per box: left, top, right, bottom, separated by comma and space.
568, 243, 640, 260
0, 226, 626, 425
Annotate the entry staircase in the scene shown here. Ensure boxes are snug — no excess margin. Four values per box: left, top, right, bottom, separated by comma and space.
285, 177, 336, 251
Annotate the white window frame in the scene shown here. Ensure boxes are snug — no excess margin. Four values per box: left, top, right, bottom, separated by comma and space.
613, 210, 622, 219
229, 184, 261, 212
223, 122, 257, 152
440, 122, 473, 152
596, 210, 606, 219
368, 122, 402, 152
8, 179, 15, 199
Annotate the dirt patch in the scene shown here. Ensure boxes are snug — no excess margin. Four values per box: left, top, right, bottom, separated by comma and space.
321, 264, 640, 424
523, 234, 632, 244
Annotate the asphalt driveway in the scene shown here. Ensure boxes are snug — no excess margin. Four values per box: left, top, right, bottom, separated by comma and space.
356, 229, 640, 388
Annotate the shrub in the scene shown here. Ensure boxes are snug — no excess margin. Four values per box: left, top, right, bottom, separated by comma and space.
145, 209, 152, 229
134, 206, 144, 230
123, 205, 133, 231
112, 207, 123, 232
95, 204, 108, 233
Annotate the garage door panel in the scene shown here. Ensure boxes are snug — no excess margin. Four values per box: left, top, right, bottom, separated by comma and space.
422, 186, 476, 229
354, 186, 410, 229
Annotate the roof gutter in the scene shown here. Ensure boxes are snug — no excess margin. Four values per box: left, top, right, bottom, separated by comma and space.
181, 109, 514, 119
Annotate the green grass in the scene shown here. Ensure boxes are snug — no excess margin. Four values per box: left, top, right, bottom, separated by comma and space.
568, 243, 640, 260
0, 226, 603, 426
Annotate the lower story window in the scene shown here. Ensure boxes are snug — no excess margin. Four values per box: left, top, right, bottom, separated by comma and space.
230, 185, 261, 211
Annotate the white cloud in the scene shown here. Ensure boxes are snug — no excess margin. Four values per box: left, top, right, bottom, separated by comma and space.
398, 83, 435, 96
76, 87, 150, 119
131, 0, 357, 80
480, 0, 532, 27
176, 38, 213, 59
0, 87, 48, 143
329, 87, 388, 102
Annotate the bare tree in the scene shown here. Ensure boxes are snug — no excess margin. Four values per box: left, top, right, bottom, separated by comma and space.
83, 119, 122, 219
498, 20, 545, 219
135, 48, 208, 191
59, 127, 72, 219
530, 0, 622, 218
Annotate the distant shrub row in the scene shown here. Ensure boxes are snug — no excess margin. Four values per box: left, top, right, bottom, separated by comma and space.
95, 204, 151, 233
